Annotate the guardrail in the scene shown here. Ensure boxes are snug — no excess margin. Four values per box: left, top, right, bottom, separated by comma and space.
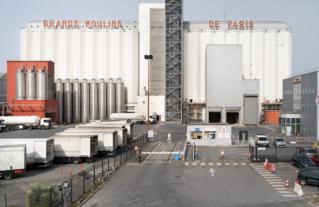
268, 137, 318, 144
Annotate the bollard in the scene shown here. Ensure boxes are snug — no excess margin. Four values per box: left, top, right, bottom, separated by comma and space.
108, 157, 110, 173
114, 156, 116, 167
93, 164, 95, 185
69, 170, 72, 177
102, 158, 104, 176
70, 178, 73, 204
175, 152, 179, 162
60, 165, 62, 175
121, 153, 122, 165
83, 170, 85, 194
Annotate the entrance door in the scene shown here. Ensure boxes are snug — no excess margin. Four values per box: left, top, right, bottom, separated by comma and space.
244, 96, 258, 125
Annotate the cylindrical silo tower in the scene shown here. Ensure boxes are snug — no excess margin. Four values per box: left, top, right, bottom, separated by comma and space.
64, 79, 72, 123
81, 79, 90, 123
26, 69, 35, 100
107, 78, 116, 119
116, 78, 124, 113
98, 79, 107, 120
16, 69, 25, 100
55, 79, 63, 123
90, 79, 98, 120
73, 79, 81, 123
36, 69, 47, 100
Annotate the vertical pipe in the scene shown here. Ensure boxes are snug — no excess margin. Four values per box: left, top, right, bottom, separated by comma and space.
5, 194, 7, 207
83, 170, 85, 194
148, 59, 150, 132
114, 156, 115, 168
93, 164, 95, 185
102, 159, 104, 177
108, 157, 109, 172
70, 178, 73, 204
61, 192, 63, 207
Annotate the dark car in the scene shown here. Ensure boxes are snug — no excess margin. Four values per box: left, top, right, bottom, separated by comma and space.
291, 154, 316, 170
311, 154, 319, 166
297, 167, 319, 186
297, 147, 317, 158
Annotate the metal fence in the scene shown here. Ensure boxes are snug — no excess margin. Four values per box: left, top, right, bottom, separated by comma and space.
268, 137, 318, 143
0, 133, 147, 207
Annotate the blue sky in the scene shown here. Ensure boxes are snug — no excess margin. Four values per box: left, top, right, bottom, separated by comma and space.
0, 0, 318, 75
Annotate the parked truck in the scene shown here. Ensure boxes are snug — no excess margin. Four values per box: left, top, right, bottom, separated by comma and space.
56, 130, 118, 152
0, 145, 27, 179
1, 116, 52, 130
0, 118, 5, 132
0, 138, 54, 167
110, 113, 156, 124
75, 125, 128, 148
50, 135, 98, 164
88, 121, 134, 139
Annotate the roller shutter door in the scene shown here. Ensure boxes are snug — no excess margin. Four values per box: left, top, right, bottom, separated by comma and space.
244, 96, 258, 125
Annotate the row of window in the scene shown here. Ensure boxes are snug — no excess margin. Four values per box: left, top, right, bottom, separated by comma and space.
283, 87, 316, 96
301, 124, 316, 135
283, 103, 317, 112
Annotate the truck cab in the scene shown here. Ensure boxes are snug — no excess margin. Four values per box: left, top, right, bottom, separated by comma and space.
40, 118, 52, 129
0, 119, 5, 132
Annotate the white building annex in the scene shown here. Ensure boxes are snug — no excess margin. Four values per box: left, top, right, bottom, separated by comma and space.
20, 1, 292, 123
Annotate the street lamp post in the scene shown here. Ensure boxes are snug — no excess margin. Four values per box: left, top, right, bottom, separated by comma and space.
144, 55, 153, 141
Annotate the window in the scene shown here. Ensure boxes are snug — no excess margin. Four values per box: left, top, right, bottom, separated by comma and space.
308, 169, 318, 177
309, 88, 311, 94
191, 131, 202, 139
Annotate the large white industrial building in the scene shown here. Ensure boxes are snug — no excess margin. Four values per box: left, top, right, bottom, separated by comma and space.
20, 1, 292, 123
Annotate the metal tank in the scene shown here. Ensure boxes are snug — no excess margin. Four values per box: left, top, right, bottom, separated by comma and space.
116, 78, 124, 113
16, 68, 25, 100
81, 79, 90, 123
98, 79, 107, 120
107, 78, 116, 119
26, 68, 35, 100
90, 79, 98, 120
36, 69, 47, 100
73, 79, 81, 123
64, 79, 72, 123
55, 79, 63, 123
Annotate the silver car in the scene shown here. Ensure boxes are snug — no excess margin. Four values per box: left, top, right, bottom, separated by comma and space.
273, 138, 286, 147
298, 147, 318, 158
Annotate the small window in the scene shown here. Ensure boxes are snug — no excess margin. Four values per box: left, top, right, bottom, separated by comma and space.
308, 169, 317, 177
302, 170, 309, 175
309, 88, 311, 94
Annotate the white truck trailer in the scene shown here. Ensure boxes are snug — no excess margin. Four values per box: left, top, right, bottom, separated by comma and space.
0, 138, 54, 167
0, 118, 5, 132
0, 145, 27, 179
56, 130, 118, 152
110, 113, 156, 124
75, 125, 128, 148
89, 121, 134, 139
1, 116, 52, 130
50, 135, 98, 164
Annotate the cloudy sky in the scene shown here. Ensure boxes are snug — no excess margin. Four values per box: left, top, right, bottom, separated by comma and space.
0, 0, 318, 75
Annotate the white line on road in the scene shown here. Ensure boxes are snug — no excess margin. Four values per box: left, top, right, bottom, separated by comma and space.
217, 163, 221, 166
266, 179, 282, 181
282, 195, 297, 197
233, 163, 238, 165
192, 163, 197, 166
278, 191, 291, 194
241, 163, 246, 165
201, 163, 205, 166
225, 163, 229, 165
275, 188, 289, 190
272, 185, 285, 187
185, 163, 189, 166
269, 182, 285, 184
209, 163, 213, 165
286, 164, 299, 172
209, 168, 215, 177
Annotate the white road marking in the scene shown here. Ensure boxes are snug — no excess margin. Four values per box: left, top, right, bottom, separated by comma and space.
217, 163, 221, 166
272, 185, 284, 187
233, 163, 238, 165
282, 195, 297, 197
286, 164, 299, 172
201, 163, 205, 166
266, 179, 282, 181
225, 163, 229, 165
262, 175, 277, 178
269, 182, 285, 184
192, 163, 197, 166
209, 163, 213, 166
275, 188, 289, 190
185, 163, 189, 166
209, 168, 215, 177
241, 163, 246, 165
278, 191, 290, 194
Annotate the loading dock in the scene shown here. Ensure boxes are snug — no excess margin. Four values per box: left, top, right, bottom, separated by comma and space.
209, 112, 221, 123
226, 112, 239, 124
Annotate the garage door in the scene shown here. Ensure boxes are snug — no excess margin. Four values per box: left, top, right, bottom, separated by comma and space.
244, 96, 258, 125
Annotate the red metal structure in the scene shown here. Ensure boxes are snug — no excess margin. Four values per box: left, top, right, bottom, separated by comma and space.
6, 61, 58, 122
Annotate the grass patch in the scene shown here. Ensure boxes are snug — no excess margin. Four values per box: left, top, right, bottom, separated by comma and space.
69, 181, 104, 207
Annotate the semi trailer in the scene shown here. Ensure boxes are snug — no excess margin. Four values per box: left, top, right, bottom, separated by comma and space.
110, 113, 156, 124
0, 119, 5, 132
56, 130, 118, 152
89, 121, 134, 139
1, 116, 52, 130
0, 138, 54, 167
0, 145, 27, 179
50, 135, 98, 164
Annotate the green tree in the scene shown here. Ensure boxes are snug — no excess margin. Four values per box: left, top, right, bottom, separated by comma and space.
26, 182, 59, 207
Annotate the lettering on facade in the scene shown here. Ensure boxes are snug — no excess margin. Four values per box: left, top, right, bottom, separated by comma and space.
209, 21, 254, 30
43, 20, 122, 28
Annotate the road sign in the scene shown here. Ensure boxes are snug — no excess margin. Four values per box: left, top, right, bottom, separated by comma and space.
248, 152, 251, 156
154, 132, 157, 135
195, 152, 199, 157
195, 147, 198, 152
195, 128, 200, 131
134, 146, 138, 151
148, 130, 154, 137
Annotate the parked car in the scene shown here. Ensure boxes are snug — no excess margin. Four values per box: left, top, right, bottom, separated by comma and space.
297, 147, 318, 158
311, 154, 319, 166
297, 167, 319, 186
291, 154, 316, 170
255, 135, 269, 147
272, 137, 286, 147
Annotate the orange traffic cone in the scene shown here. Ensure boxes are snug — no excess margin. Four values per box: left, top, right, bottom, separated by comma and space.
285, 178, 290, 188
265, 160, 269, 170
271, 164, 277, 174
296, 179, 300, 184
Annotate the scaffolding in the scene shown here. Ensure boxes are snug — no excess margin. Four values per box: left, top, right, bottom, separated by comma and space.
165, 0, 183, 122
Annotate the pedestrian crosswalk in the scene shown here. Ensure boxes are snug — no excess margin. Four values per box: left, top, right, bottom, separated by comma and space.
250, 163, 297, 198
184, 162, 247, 166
